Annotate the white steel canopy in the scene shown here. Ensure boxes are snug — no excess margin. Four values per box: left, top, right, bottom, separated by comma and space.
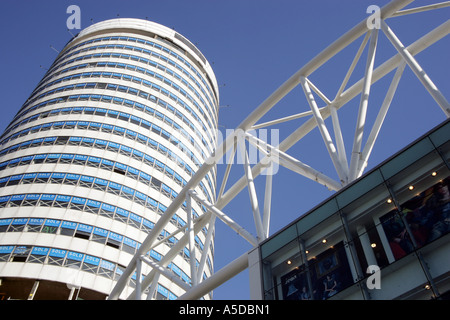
108, 0, 450, 300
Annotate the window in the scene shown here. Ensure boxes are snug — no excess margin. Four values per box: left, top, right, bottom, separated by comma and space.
36, 172, 51, 183
64, 251, 83, 269
92, 228, 108, 244
10, 194, 25, 207
54, 195, 71, 208
115, 208, 129, 223
42, 219, 60, 234
11, 246, 31, 262
70, 197, 86, 211
65, 173, 80, 186
123, 237, 137, 255
107, 232, 122, 249
107, 182, 121, 196
0, 246, 13, 262
23, 194, 40, 206
60, 221, 76, 237
79, 175, 94, 188
73, 154, 87, 165
128, 213, 142, 229
28, 247, 49, 264
50, 172, 65, 184
87, 156, 101, 168
85, 199, 101, 214
6, 175, 22, 186
82, 255, 100, 273
9, 218, 28, 232
56, 136, 70, 145
75, 224, 92, 240
99, 259, 116, 279
39, 194, 55, 207
100, 203, 115, 218
28, 218, 44, 232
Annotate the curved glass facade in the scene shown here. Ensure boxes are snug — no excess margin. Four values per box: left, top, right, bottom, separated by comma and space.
0, 19, 218, 300
259, 120, 450, 300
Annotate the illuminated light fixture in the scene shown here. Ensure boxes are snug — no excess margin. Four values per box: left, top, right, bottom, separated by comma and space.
425, 284, 431, 290
431, 171, 437, 176
371, 243, 377, 248
322, 239, 327, 244
287, 260, 292, 265
305, 250, 309, 254
387, 199, 392, 204
408, 185, 414, 190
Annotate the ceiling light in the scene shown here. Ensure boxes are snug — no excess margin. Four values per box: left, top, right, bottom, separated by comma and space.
371, 243, 377, 248
322, 239, 327, 244
409, 185, 414, 190
432, 171, 437, 176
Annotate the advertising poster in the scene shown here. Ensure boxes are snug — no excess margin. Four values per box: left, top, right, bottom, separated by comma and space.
281, 241, 353, 300
380, 177, 450, 260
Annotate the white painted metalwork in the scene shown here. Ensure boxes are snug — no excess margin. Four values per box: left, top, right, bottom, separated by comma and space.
108, 0, 450, 300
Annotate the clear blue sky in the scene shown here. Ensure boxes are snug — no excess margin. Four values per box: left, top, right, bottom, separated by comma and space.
0, 0, 448, 300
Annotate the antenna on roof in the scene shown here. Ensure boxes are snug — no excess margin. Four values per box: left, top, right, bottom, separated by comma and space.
67, 29, 76, 37
50, 45, 60, 54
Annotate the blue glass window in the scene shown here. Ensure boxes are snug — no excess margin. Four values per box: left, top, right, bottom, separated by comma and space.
86, 199, 101, 208
67, 251, 84, 261
77, 224, 93, 234
44, 219, 61, 227
62, 221, 76, 230
31, 247, 49, 256
49, 248, 67, 258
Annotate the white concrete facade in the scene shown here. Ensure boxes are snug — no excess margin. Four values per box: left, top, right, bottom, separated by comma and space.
0, 18, 218, 300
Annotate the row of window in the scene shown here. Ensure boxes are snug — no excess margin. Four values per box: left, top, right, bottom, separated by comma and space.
0, 103, 215, 193
35, 48, 215, 129
58, 34, 217, 108
44, 36, 216, 125
1, 114, 214, 195
0, 244, 179, 300
12, 77, 213, 157
0, 191, 211, 259
0, 216, 211, 279
0, 149, 210, 218
22, 62, 214, 145
2, 117, 195, 179
0, 169, 178, 209
0, 131, 213, 203
3, 90, 205, 162
0, 169, 212, 242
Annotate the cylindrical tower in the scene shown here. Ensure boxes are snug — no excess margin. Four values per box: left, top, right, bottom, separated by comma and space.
0, 18, 219, 300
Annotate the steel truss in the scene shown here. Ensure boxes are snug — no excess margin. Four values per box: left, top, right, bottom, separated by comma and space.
108, 0, 450, 300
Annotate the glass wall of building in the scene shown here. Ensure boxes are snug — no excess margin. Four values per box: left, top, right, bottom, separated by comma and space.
260, 119, 450, 300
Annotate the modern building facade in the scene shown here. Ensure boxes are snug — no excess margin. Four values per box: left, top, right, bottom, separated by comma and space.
0, 18, 219, 300
253, 119, 450, 300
